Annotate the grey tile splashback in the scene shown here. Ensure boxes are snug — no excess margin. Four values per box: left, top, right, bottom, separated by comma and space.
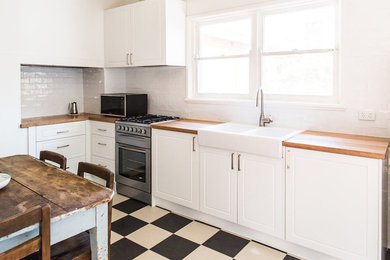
21, 65, 84, 118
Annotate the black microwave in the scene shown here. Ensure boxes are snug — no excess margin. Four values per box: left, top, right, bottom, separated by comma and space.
101, 94, 147, 117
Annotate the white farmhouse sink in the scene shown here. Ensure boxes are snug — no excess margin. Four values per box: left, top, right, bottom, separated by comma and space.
198, 123, 302, 158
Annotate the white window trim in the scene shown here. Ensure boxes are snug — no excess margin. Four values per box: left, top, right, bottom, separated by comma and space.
188, 12, 258, 101
186, 0, 342, 109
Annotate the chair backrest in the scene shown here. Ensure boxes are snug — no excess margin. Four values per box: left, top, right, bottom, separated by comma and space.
39, 151, 67, 170
0, 204, 51, 260
77, 162, 114, 259
77, 162, 114, 189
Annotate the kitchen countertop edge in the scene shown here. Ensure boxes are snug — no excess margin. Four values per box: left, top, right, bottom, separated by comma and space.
20, 113, 118, 128
283, 130, 390, 160
151, 119, 223, 134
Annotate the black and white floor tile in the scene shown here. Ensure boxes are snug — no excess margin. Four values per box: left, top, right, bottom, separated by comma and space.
111, 194, 302, 260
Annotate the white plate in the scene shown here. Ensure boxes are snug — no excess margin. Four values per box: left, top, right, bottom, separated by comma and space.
0, 173, 11, 190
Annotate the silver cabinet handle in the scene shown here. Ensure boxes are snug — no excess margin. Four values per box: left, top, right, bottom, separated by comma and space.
57, 144, 69, 149
231, 153, 234, 170
98, 129, 107, 132
130, 53, 133, 65
57, 130, 69, 134
126, 53, 130, 65
98, 142, 107, 146
286, 150, 291, 169
192, 137, 196, 152
238, 154, 241, 171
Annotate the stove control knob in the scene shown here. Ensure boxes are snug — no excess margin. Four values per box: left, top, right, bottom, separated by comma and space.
142, 129, 147, 134
125, 127, 129, 131
118, 126, 122, 131
129, 127, 133, 132
138, 129, 142, 133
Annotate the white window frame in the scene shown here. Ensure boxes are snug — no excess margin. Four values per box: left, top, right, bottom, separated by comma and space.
188, 12, 258, 101
186, 0, 340, 106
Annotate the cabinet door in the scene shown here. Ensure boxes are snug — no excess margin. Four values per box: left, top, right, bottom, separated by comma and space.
286, 148, 381, 260
131, 0, 164, 66
104, 5, 132, 67
200, 147, 237, 222
152, 130, 199, 210
238, 153, 284, 238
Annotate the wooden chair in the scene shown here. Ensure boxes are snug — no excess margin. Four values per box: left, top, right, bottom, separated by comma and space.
0, 204, 51, 260
39, 151, 67, 170
51, 162, 114, 260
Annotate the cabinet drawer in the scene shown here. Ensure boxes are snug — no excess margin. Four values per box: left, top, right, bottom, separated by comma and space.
91, 121, 115, 138
91, 135, 115, 160
37, 135, 86, 159
36, 121, 86, 141
67, 156, 86, 174
91, 156, 115, 173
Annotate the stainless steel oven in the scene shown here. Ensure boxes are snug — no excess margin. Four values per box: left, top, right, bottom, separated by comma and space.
115, 115, 179, 204
115, 124, 152, 204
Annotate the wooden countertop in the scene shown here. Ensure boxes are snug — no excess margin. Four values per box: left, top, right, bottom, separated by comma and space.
151, 119, 222, 134
20, 113, 118, 128
283, 131, 390, 159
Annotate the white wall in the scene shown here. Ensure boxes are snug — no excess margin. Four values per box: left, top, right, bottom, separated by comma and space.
120, 0, 390, 138
0, 1, 27, 157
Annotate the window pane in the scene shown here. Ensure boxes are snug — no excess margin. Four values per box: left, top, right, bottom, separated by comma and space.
198, 57, 249, 94
262, 52, 334, 96
199, 18, 252, 57
263, 6, 335, 52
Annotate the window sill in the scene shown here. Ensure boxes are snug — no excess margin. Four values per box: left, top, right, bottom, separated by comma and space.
185, 97, 346, 111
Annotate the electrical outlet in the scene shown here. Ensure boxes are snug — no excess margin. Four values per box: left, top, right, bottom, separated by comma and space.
358, 111, 376, 121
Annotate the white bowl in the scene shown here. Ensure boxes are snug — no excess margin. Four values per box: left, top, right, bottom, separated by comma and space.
0, 173, 11, 190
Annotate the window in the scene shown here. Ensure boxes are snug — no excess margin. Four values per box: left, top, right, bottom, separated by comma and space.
194, 15, 255, 98
188, 1, 338, 104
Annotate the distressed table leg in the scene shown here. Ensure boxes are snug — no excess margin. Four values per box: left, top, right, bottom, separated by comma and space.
90, 203, 109, 260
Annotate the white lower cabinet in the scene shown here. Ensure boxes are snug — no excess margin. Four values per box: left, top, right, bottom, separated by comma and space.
31, 122, 87, 175
199, 146, 284, 237
67, 156, 86, 174
199, 147, 237, 222
286, 148, 385, 260
152, 129, 199, 210
238, 153, 284, 238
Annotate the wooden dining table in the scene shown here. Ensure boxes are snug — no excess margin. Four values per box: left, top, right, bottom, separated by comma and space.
0, 155, 114, 259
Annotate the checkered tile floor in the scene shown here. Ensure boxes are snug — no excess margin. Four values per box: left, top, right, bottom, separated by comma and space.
111, 194, 302, 260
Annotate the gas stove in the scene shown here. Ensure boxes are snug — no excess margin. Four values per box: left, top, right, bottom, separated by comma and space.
115, 114, 179, 204
116, 114, 179, 137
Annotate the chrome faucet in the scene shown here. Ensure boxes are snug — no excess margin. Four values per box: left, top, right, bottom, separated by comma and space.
256, 89, 273, 127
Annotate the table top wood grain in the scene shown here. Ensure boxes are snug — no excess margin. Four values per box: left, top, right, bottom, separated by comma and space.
0, 155, 114, 221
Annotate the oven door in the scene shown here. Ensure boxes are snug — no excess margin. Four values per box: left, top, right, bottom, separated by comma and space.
116, 143, 151, 193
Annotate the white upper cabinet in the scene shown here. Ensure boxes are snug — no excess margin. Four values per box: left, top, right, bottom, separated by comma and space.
286, 148, 384, 260
104, 0, 186, 67
104, 5, 132, 67
19, 0, 105, 68
152, 129, 199, 210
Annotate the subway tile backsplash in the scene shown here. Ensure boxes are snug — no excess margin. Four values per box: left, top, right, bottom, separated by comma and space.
83, 68, 104, 114
21, 65, 84, 118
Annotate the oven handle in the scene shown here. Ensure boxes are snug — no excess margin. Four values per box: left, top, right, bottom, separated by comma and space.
118, 144, 148, 154
117, 133, 149, 141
